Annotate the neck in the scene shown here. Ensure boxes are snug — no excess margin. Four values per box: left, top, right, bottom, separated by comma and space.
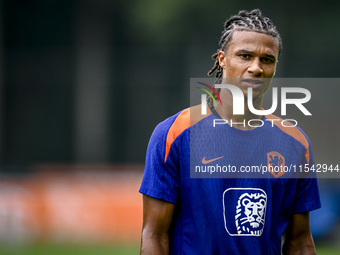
214, 88, 264, 130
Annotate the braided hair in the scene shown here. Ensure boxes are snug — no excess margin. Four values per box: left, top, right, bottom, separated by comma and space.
207, 9, 282, 85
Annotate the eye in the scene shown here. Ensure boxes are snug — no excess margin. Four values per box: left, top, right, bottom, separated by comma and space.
240, 54, 251, 60
261, 57, 274, 64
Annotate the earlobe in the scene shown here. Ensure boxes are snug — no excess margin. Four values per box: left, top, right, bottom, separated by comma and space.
218, 51, 226, 69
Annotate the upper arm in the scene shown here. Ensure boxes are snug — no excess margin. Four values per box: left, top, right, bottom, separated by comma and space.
282, 212, 316, 255
140, 194, 175, 255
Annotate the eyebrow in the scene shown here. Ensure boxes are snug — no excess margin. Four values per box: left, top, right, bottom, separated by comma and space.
237, 49, 276, 60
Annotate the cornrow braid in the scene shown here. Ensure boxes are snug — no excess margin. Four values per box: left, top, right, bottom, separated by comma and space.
207, 9, 282, 85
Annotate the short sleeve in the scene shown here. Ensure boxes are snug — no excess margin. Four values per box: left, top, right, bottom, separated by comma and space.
292, 133, 321, 213
139, 116, 181, 203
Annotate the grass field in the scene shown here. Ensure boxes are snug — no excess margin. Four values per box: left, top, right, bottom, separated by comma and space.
0, 243, 339, 255
0, 243, 140, 255
316, 246, 340, 255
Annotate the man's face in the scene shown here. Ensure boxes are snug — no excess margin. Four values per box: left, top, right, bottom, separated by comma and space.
218, 30, 279, 99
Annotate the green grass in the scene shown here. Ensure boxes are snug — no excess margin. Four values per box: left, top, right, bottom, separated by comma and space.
316, 245, 340, 255
0, 243, 339, 255
0, 243, 140, 255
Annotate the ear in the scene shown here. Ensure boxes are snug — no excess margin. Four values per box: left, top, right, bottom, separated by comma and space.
274, 60, 279, 75
218, 51, 227, 69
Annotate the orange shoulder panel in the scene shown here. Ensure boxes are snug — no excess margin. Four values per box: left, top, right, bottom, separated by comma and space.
265, 114, 310, 164
164, 104, 212, 163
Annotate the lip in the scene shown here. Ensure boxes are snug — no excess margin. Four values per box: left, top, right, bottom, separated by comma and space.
242, 79, 264, 88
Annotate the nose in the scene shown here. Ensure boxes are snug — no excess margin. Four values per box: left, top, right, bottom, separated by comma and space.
247, 58, 263, 76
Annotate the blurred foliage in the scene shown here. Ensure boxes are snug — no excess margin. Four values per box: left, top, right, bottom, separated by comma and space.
1, 0, 340, 165
128, 0, 225, 46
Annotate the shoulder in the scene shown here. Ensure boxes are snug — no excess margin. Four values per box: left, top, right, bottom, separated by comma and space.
265, 114, 312, 162
265, 114, 311, 146
152, 104, 212, 139
149, 104, 212, 162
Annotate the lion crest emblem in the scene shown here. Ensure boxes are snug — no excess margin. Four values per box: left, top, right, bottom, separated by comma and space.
235, 192, 267, 236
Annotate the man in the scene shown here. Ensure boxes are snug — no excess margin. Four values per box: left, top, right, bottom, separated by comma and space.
139, 9, 321, 254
